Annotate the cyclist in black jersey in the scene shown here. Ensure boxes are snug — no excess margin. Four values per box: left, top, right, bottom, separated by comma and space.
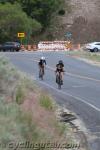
55, 60, 64, 84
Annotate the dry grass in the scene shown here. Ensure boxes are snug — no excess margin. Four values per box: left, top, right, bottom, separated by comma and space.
21, 91, 67, 140
66, 50, 100, 63
0, 56, 69, 150
39, 94, 54, 110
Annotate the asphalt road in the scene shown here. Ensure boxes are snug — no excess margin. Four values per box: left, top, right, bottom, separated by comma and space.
4, 51, 100, 150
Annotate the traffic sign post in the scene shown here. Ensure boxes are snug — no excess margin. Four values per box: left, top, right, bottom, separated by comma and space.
65, 32, 72, 40
26, 30, 31, 45
17, 32, 26, 45
17, 32, 25, 38
65, 32, 72, 50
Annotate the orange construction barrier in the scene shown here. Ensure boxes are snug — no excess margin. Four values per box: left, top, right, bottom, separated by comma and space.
77, 44, 81, 49
69, 44, 81, 51
27, 45, 31, 51
21, 45, 25, 50
31, 45, 37, 51
65, 41, 72, 50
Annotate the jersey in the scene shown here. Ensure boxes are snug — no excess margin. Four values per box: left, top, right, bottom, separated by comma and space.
56, 63, 64, 72
38, 60, 46, 67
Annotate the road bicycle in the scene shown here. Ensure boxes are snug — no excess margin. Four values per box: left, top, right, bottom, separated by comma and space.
56, 71, 63, 89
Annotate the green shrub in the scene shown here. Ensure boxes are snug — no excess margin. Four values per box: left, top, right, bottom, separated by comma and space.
15, 84, 26, 105
40, 95, 54, 110
58, 9, 65, 15
54, 120, 67, 136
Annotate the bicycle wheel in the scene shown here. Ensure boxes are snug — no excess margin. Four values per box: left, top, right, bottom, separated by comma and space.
58, 77, 61, 89
56, 74, 61, 89
39, 69, 43, 80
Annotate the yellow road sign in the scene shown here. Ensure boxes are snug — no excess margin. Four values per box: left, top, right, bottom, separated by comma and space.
17, 32, 25, 38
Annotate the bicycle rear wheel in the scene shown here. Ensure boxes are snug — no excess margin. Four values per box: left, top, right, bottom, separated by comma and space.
56, 74, 61, 89
39, 69, 43, 80
58, 82, 61, 89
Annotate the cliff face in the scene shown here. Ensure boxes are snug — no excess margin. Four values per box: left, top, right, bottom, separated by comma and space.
49, 0, 100, 43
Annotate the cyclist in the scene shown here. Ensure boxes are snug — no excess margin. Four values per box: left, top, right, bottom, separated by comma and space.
55, 60, 64, 84
38, 56, 46, 78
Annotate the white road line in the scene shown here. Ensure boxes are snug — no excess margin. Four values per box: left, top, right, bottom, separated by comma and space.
72, 85, 86, 88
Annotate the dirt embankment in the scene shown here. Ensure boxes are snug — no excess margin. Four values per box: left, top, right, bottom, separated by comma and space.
46, 0, 100, 43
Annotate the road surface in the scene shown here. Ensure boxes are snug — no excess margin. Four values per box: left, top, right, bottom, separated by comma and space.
4, 51, 100, 150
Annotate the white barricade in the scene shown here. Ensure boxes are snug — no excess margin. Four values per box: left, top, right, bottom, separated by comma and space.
38, 41, 69, 51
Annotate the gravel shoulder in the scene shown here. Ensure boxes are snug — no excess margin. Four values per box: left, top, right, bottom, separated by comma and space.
65, 50, 100, 67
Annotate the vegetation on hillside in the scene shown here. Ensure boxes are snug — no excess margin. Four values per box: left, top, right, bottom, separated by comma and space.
0, 0, 65, 43
0, 0, 99, 43
0, 56, 70, 150
0, 2, 41, 43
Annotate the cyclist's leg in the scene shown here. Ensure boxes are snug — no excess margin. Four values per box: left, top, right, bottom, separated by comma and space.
39, 66, 42, 77
58, 72, 62, 89
42, 66, 44, 75
60, 72, 63, 84
56, 72, 59, 83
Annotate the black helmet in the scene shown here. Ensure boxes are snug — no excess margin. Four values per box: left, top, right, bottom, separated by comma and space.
59, 60, 63, 64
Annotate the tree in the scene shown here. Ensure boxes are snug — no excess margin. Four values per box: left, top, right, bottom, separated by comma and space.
0, 3, 42, 43
15, 0, 63, 29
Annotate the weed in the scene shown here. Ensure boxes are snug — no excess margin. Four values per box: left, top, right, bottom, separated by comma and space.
40, 95, 54, 110
54, 120, 67, 136
15, 84, 26, 105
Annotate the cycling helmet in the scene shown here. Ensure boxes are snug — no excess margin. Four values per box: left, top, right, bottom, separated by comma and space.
59, 60, 63, 64
41, 56, 45, 60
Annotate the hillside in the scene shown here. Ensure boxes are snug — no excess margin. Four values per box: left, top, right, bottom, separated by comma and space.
43, 0, 100, 43
0, 0, 99, 43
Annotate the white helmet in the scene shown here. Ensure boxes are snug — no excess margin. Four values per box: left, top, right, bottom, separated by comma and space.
41, 56, 45, 60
